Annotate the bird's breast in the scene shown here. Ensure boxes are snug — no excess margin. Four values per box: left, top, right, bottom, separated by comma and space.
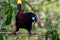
16, 13, 27, 19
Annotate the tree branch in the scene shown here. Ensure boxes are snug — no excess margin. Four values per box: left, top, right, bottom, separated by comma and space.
0, 32, 51, 38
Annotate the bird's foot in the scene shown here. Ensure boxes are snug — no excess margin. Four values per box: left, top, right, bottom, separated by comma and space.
13, 31, 16, 35
29, 32, 32, 36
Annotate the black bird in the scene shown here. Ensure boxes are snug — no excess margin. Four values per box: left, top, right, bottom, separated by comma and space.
14, 0, 38, 36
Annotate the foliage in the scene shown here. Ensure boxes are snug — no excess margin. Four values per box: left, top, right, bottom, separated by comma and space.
45, 27, 60, 40
0, 0, 60, 40
0, 0, 17, 26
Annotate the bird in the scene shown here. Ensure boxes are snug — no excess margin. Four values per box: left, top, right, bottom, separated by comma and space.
14, 0, 38, 36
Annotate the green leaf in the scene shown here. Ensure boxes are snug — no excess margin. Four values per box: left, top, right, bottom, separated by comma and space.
5, 9, 9, 15
1, 1, 7, 6
5, 9, 12, 25
3, 7, 13, 26
5, 13, 12, 25
45, 31, 50, 40
0, 34, 3, 40
5, 0, 9, 4
50, 28, 60, 40
3, 34, 8, 40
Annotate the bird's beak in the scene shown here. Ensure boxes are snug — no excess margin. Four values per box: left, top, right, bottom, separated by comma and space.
17, 0, 22, 4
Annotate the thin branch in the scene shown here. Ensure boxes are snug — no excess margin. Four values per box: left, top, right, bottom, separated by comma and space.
23, 1, 59, 12
0, 32, 40, 35
0, 32, 41, 36
0, 32, 51, 38
23, 1, 37, 12
24, 1, 59, 6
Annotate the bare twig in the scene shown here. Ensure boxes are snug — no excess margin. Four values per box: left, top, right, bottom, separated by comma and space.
0, 32, 39, 35
0, 32, 52, 39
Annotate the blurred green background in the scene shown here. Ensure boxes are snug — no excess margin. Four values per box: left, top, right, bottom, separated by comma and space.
0, 0, 60, 40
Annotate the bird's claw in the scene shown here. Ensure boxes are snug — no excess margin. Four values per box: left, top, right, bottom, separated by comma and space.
13, 31, 16, 35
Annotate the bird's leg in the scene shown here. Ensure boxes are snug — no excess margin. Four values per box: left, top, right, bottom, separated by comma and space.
28, 31, 31, 36
28, 29, 32, 40
14, 27, 19, 35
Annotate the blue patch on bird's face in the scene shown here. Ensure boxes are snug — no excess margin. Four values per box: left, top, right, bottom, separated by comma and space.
32, 17, 35, 20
